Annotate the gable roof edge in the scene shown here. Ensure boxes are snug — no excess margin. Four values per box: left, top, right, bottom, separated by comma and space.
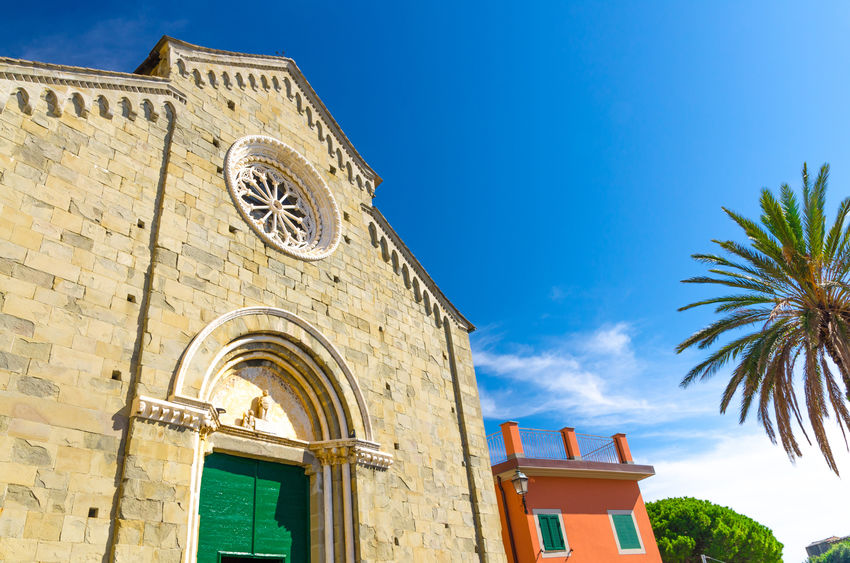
137, 36, 381, 191
364, 204, 475, 333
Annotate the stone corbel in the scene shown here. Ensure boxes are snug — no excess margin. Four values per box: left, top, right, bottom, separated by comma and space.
310, 439, 393, 471
132, 395, 217, 433
353, 442, 393, 471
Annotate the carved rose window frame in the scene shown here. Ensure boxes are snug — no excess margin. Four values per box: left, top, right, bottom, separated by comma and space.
224, 135, 341, 260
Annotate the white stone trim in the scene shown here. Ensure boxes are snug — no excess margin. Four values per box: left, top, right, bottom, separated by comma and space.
607, 509, 646, 555
342, 462, 354, 563
224, 135, 342, 261
132, 395, 215, 431
532, 508, 571, 558
0, 57, 187, 104
171, 306, 373, 441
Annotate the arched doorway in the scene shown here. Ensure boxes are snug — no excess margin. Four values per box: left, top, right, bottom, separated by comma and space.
155, 307, 393, 563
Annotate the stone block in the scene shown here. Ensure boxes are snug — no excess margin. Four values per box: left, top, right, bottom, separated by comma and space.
0, 507, 27, 538
69, 542, 107, 563
7, 418, 52, 442
35, 539, 73, 562
0, 351, 28, 373
55, 446, 92, 473
12, 438, 53, 466
84, 518, 110, 545
0, 313, 35, 337
15, 375, 59, 397
0, 537, 38, 562
3, 484, 43, 510
24, 511, 63, 541
118, 498, 163, 522
35, 469, 70, 491
115, 519, 144, 546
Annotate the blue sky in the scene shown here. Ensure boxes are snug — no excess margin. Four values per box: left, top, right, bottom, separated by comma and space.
4, 1, 850, 559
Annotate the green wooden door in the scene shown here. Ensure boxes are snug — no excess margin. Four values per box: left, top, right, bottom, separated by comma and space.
198, 453, 309, 563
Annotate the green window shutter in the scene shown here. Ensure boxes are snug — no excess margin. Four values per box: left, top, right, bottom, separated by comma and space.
537, 514, 566, 551
612, 513, 642, 550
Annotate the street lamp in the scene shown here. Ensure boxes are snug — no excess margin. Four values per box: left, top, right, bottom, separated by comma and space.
511, 470, 529, 514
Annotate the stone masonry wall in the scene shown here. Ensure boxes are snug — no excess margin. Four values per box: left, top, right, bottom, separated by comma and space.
0, 79, 172, 561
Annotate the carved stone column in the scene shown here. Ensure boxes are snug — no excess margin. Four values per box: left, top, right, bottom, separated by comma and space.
311, 440, 393, 562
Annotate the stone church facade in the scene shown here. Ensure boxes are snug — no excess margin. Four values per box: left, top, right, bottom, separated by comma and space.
0, 37, 506, 562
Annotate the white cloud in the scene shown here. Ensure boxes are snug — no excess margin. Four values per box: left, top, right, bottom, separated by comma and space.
586, 322, 632, 355
474, 323, 850, 562
473, 323, 715, 427
640, 427, 850, 562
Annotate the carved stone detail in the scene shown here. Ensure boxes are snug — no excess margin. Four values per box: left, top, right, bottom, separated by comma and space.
353, 445, 394, 471
132, 396, 216, 432
224, 136, 341, 261
311, 439, 394, 471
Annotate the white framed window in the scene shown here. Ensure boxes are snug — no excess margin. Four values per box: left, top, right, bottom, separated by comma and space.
608, 510, 645, 555
533, 509, 570, 558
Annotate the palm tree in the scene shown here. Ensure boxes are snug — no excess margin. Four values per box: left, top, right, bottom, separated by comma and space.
678, 163, 850, 474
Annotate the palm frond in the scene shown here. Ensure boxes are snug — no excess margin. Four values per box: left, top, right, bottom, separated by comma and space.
677, 309, 769, 353
823, 198, 850, 262
680, 162, 850, 474
779, 183, 806, 254
803, 163, 829, 259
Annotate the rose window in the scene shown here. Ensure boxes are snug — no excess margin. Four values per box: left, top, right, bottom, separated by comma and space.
224, 136, 341, 260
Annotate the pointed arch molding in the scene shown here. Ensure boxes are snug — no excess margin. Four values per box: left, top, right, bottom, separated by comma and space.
167, 306, 374, 438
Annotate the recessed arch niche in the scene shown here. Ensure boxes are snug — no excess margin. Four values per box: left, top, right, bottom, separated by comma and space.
171, 306, 372, 442
162, 307, 388, 563
208, 360, 315, 441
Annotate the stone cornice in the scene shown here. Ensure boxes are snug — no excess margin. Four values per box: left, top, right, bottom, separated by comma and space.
132, 395, 215, 431
0, 57, 187, 104
364, 204, 475, 332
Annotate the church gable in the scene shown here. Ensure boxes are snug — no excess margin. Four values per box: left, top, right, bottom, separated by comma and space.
137, 37, 380, 196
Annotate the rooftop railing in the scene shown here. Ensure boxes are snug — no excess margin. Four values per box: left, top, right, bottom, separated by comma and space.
488, 430, 507, 465
576, 433, 620, 464
519, 428, 568, 460
486, 423, 633, 466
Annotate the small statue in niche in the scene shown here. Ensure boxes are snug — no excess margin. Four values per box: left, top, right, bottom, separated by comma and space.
256, 389, 272, 420
241, 410, 255, 429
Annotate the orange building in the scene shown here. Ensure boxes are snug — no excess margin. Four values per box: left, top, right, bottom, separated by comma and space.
489, 422, 662, 562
